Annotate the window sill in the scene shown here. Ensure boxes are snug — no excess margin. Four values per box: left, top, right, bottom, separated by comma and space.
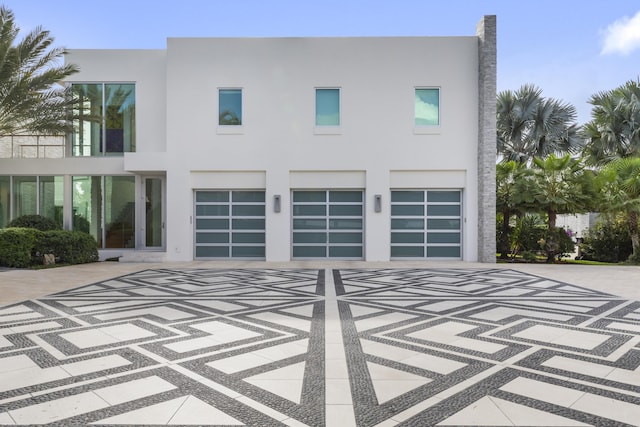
413, 126, 441, 135
314, 126, 342, 135
217, 125, 244, 135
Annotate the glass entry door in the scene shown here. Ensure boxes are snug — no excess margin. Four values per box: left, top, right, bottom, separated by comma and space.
143, 177, 164, 249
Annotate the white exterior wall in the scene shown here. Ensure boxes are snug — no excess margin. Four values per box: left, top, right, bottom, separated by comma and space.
164, 37, 480, 261
1, 27, 493, 263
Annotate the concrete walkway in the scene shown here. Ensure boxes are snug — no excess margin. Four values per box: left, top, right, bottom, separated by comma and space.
1, 261, 640, 426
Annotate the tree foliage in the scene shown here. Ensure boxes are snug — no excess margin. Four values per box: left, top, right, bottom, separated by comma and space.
0, 5, 78, 136
582, 79, 640, 165
497, 84, 583, 163
597, 156, 640, 257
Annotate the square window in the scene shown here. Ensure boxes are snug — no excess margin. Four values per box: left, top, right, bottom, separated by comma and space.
414, 88, 439, 126
219, 89, 242, 125
315, 88, 340, 126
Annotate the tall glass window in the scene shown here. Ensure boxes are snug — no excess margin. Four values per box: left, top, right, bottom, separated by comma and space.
72, 83, 135, 156
72, 175, 135, 248
218, 89, 242, 125
73, 176, 102, 246
13, 176, 37, 218
414, 88, 440, 126
0, 176, 9, 228
105, 176, 136, 248
39, 176, 64, 228
315, 88, 340, 126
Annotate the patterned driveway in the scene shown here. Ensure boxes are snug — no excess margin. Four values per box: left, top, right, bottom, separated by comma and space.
1, 268, 640, 426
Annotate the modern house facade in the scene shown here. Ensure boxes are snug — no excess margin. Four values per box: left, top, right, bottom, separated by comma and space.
0, 16, 496, 263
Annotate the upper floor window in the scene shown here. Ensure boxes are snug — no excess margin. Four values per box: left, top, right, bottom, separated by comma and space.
414, 88, 440, 126
71, 83, 136, 156
315, 88, 340, 126
219, 89, 242, 126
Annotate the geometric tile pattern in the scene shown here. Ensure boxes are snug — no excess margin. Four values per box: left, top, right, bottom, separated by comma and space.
335, 268, 640, 426
0, 269, 324, 426
1, 267, 640, 425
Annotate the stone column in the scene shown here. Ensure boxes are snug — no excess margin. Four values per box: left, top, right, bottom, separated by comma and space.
477, 15, 497, 263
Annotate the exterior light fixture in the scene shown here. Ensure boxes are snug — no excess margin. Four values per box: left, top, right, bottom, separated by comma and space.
274, 195, 281, 212
374, 194, 382, 212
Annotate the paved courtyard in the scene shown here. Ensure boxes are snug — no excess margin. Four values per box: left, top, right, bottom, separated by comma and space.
1, 264, 640, 426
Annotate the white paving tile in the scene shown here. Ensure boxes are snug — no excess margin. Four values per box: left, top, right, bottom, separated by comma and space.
6, 321, 62, 334
492, 397, 591, 426
499, 377, 585, 407
9, 391, 108, 424
169, 395, 243, 425
164, 336, 219, 353
362, 339, 466, 374
0, 354, 37, 373
91, 396, 186, 425
184, 299, 244, 312
0, 412, 15, 424
418, 300, 478, 312
326, 379, 352, 404
513, 325, 609, 350
95, 306, 196, 321
571, 392, 640, 425
354, 312, 417, 332
326, 405, 357, 427
471, 306, 572, 322
542, 356, 616, 378
437, 396, 514, 425
207, 352, 275, 374
60, 354, 132, 376
0, 365, 70, 393
245, 378, 304, 403
248, 312, 311, 332
93, 376, 176, 405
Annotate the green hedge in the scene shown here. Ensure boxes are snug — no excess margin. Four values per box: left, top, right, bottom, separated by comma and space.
0, 228, 98, 268
40, 230, 99, 264
0, 228, 43, 268
7, 214, 60, 231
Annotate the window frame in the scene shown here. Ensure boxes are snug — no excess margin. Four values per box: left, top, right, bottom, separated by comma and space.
217, 88, 244, 134
314, 87, 342, 134
69, 82, 136, 156
413, 87, 441, 134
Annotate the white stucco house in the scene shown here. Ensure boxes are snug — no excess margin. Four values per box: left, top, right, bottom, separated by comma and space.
0, 16, 496, 263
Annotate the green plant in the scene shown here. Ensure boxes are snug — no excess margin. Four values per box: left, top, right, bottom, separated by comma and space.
0, 227, 43, 267
7, 214, 60, 231
538, 227, 576, 262
39, 230, 98, 264
521, 250, 538, 262
581, 216, 632, 263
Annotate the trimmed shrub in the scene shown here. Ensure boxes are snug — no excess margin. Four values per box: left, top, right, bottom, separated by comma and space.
39, 230, 99, 265
581, 217, 632, 263
0, 228, 44, 268
7, 214, 60, 231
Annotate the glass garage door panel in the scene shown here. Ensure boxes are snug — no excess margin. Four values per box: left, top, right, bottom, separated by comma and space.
194, 190, 265, 259
292, 190, 364, 259
391, 190, 462, 259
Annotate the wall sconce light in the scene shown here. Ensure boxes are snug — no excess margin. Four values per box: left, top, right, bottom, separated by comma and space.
274, 195, 281, 213
374, 194, 382, 212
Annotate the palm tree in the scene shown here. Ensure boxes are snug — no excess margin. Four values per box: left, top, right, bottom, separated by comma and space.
582, 79, 640, 165
496, 161, 527, 259
0, 6, 78, 136
497, 84, 582, 163
522, 154, 597, 261
597, 157, 640, 258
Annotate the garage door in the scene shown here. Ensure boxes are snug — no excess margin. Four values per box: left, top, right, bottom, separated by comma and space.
194, 190, 265, 259
390, 190, 462, 259
292, 190, 364, 259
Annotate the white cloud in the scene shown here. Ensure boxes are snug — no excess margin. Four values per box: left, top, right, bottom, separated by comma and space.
415, 98, 439, 126
601, 11, 640, 55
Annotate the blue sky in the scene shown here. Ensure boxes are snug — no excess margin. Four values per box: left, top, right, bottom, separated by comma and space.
5, 0, 640, 124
